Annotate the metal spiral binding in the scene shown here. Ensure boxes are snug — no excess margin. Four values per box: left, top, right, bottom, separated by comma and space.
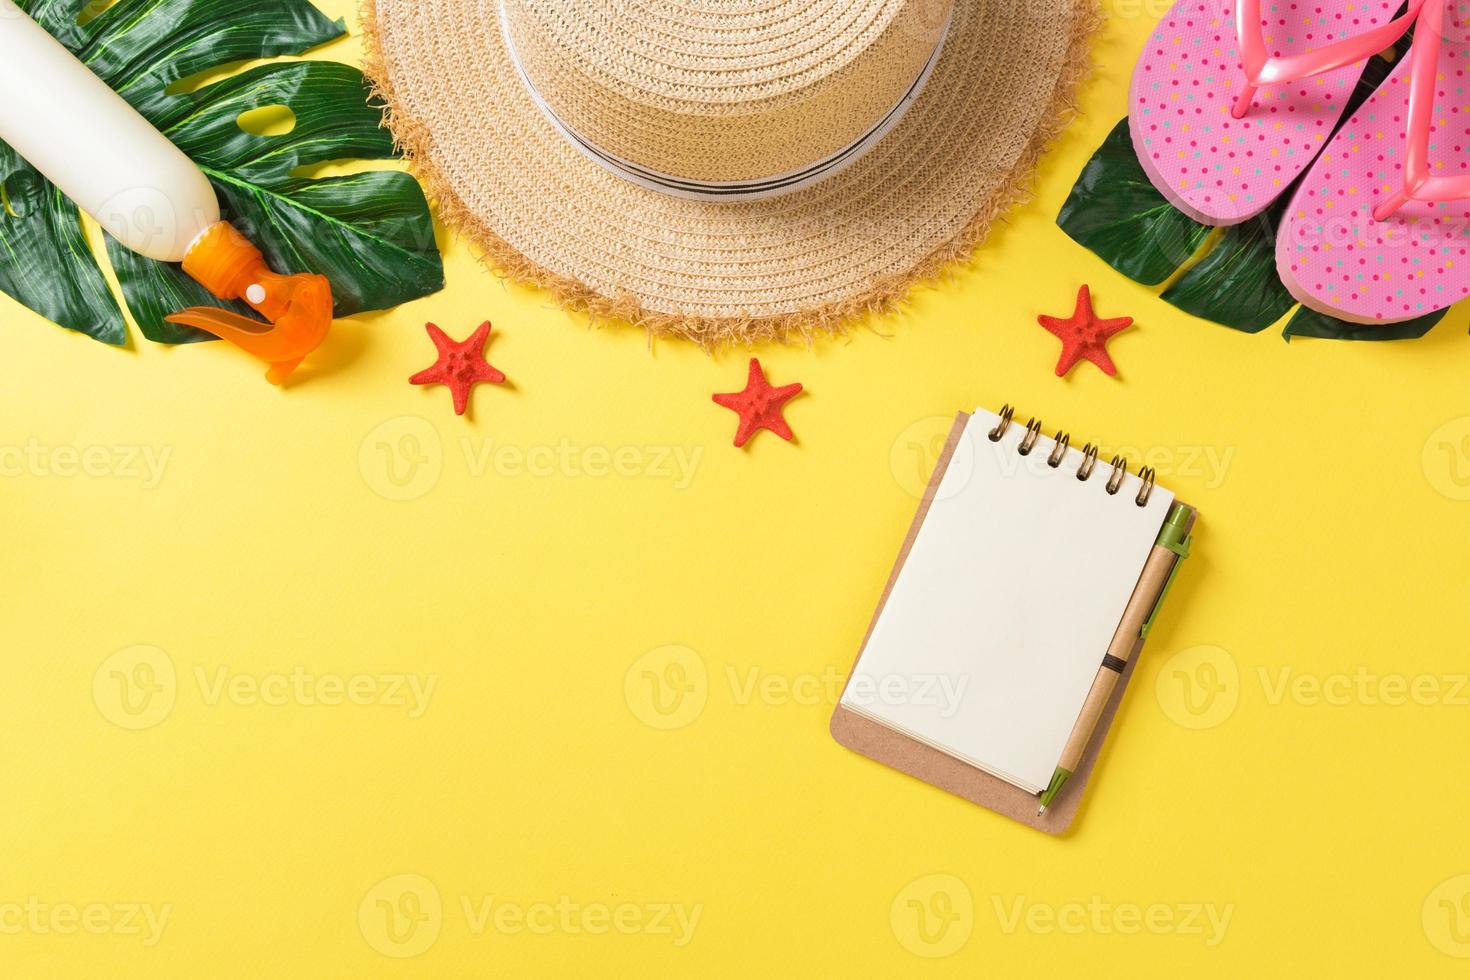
1018, 417, 1042, 456
989, 405, 1156, 506
988, 404, 1015, 442
1047, 431, 1070, 468
1077, 443, 1099, 480
1135, 466, 1156, 506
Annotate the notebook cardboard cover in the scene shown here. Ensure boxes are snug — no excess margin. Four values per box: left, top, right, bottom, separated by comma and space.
829, 411, 1197, 834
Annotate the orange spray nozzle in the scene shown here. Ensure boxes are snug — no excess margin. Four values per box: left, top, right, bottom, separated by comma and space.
164, 221, 332, 385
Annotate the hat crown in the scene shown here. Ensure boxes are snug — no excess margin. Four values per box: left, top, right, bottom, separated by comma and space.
502, 0, 952, 185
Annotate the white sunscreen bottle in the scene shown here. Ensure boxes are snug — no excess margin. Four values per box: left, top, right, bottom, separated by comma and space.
0, 0, 219, 261
0, 0, 335, 384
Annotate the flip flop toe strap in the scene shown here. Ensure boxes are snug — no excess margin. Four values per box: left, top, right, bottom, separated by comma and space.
1374, 0, 1470, 218
1233, 0, 1425, 118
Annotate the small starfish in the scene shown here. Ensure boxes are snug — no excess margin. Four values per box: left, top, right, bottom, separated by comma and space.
1036, 285, 1133, 377
712, 358, 803, 448
409, 320, 507, 416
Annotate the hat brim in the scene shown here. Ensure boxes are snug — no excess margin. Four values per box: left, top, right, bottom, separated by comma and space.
362, 0, 1100, 346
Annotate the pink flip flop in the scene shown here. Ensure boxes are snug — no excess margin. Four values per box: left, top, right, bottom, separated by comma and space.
1277, 0, 1470, 321
1130, 0, 1422, 225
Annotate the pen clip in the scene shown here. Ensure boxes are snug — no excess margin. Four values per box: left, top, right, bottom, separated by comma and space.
1140, 532, 1191, 640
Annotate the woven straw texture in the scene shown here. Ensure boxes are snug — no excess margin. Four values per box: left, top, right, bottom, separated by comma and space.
363, 0, 1101, 346
501, 0, 948, 181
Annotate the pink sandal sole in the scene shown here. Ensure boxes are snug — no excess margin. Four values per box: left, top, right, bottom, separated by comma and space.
1130, 0, 1417, 225
1277, 0, 1470, 321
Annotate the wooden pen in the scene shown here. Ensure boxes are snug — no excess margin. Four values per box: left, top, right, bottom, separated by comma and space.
1038, 503, 1193, 814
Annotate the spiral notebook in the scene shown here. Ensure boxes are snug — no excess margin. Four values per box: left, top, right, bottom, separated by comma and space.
832, 406, 1196, 832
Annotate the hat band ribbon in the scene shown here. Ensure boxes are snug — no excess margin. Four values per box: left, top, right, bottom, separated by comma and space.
499, 4, 953, 202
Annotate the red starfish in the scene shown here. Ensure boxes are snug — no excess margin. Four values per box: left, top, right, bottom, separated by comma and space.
712, 358, 803, 448
409, 320, 507, 416
1036, 285, 1133, 377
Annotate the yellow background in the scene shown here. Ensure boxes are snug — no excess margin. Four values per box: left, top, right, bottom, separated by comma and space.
5, 2, 1470, 975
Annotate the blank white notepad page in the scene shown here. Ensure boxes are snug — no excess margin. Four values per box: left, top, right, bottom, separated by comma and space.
840, 409, 1174, 793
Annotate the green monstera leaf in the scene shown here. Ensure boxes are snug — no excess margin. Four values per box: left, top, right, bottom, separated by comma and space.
1159, 206, 1295, 334
1056, 119, 1211, 287
0, 143, 128, 344
0, 0, 442, 346
1282, 305, 1447, 341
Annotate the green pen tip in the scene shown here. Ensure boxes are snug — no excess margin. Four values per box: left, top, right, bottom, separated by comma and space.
1038, 767, 1072, 810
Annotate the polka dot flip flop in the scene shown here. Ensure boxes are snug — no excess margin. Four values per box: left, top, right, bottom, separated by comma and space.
1277, 0, 1470, 321
1130, 0, 1423, 225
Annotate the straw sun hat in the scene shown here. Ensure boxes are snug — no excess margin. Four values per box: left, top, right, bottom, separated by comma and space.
363, 0, 1099, 345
